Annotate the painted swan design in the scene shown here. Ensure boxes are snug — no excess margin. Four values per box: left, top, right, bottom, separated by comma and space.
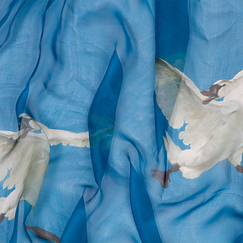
0, 114, 89, 221
152, 58, 243, 188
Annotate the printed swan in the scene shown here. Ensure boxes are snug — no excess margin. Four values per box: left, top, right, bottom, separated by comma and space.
152, 58, 243, 188
0, 114, 89, 221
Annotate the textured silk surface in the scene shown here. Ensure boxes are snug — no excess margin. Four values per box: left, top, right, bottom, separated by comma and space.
0, 0, 243, 243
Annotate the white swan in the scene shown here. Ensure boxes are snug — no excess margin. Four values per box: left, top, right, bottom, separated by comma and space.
0, 114, 89, 221
152, 58, 243, 188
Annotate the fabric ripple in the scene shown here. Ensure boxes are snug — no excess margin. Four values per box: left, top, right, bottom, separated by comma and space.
0, 0, 243, 243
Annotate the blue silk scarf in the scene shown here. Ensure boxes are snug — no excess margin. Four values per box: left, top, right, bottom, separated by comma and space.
1, 0, 243, 242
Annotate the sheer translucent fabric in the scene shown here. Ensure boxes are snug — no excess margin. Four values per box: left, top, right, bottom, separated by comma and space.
0, 0, 243, 242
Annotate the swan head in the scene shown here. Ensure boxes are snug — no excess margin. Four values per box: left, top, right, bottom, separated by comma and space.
213, 79, 234, 98
200, 80, 228, 104
18, 114, 41, 138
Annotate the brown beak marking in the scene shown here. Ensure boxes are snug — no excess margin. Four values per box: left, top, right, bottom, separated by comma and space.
200, 84, 226, 105
19, 117, 34, 139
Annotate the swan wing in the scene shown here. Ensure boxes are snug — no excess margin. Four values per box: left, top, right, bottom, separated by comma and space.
155, 58, 182, 121
36, 123, 90, 148
0, 115, 89, 221
0, 131, 19, 182
232, 69, 243, 80
155, 58, 207, 123
0, 127, 50, 220
19, 114, 90, 148
46, 129, 90, 148
155, 58, 229, 150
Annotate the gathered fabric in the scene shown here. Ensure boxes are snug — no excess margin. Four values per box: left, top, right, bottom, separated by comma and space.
0, 0, 243, 242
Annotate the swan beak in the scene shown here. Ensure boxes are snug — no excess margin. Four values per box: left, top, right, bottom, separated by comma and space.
200, 84, 226, 105
21, 128, 32, 139
19, 117, 34, 138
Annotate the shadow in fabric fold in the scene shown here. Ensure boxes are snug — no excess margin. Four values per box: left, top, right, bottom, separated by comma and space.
130, 163, 162, 243
88, 49, 123, 187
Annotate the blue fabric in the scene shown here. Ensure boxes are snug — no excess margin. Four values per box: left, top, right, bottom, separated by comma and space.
10, 202, 32, 243
0, 0, 243, 242
88, 50, 123, 186
60, 196, 87, 243
130, 164, 162, 243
